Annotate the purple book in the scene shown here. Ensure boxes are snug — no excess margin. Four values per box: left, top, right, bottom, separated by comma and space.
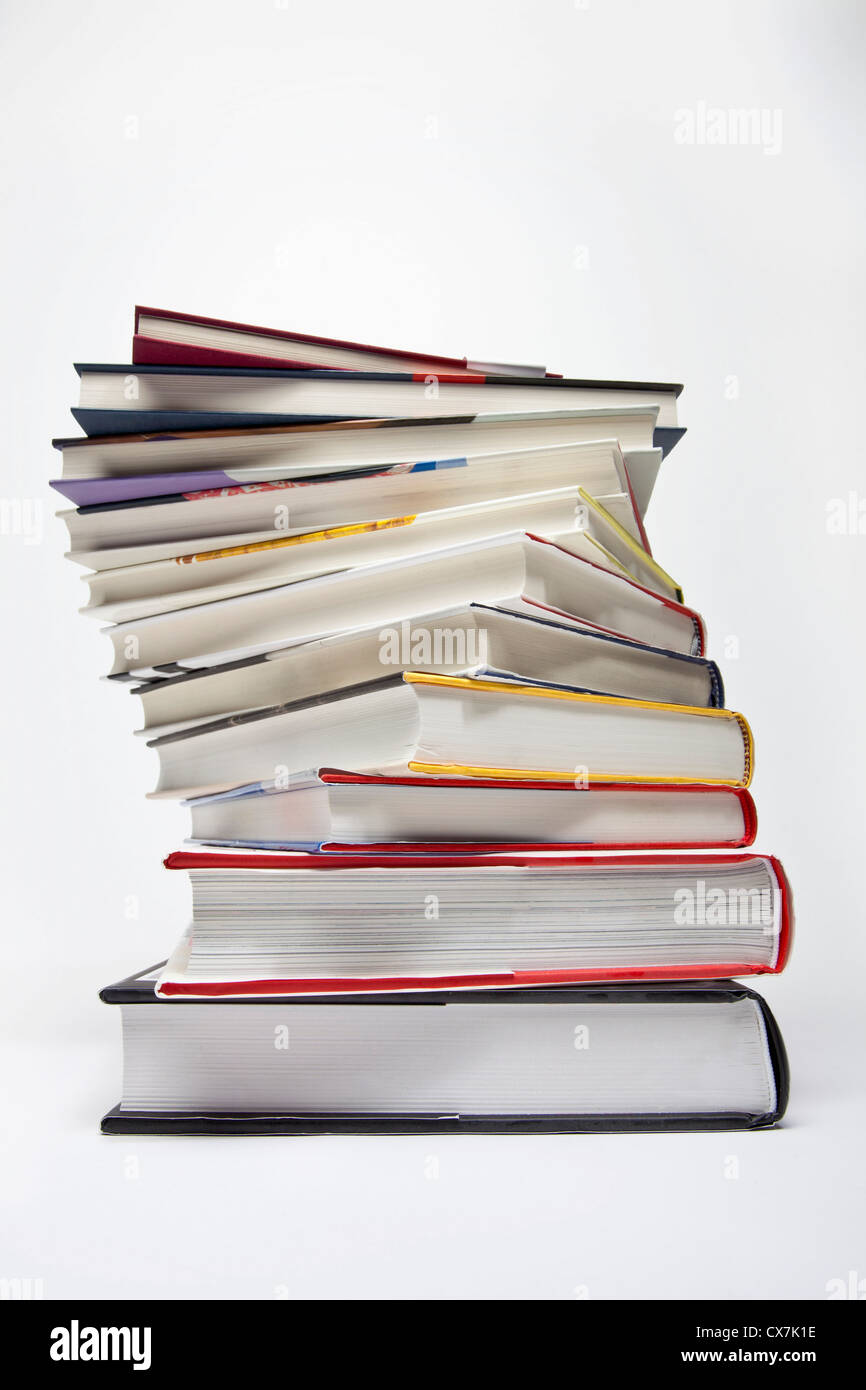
50, 456, 467, 506
50, 470, 252, 506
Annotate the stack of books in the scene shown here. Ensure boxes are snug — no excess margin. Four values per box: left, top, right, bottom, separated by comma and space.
55, 306, 792, 1134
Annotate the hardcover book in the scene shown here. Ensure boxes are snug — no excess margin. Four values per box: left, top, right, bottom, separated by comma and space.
155, 850, 791, 996
100, 969, 789, 1135
131, 305, 556, 377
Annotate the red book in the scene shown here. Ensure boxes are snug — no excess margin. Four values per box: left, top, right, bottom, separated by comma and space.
133, 305, 557, 378
185, 770, 758, 854
157, 851, 793, 998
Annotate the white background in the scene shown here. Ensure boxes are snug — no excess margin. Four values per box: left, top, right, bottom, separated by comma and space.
1, 0, 864, 1299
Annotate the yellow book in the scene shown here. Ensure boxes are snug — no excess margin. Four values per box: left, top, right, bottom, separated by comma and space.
403, 672, 753, 788
174, 515, 416, 565
577, 487, 684, 602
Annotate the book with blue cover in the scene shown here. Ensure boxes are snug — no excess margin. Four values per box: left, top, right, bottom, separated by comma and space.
71, 360, 686, 458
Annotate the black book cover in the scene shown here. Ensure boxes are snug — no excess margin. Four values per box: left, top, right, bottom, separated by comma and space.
99, 968, 789, 1136
72, 408, 686, 456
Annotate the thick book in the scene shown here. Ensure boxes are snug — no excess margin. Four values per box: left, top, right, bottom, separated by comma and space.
100, 969, 789, 1134
78, 490, 673, 626
76, 494, 608, 621
146, 671, 748, 800
71, 415, 684, 474
52, 411, 665, 523
60, 438, 637, 564
131, 305, 555, 377
103, 533, 704, 679
156, 850, 790, 996
184, 769, 757, 852
77, 361, 682, 424
131, 603, 724, 737
71, 363, 685, 459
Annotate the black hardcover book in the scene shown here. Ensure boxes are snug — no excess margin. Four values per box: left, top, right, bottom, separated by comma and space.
72, 409, 685, 456
100, 967, 788, 1136
71, 362, 685, 453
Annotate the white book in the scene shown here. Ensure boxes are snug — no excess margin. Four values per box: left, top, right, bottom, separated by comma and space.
61, 438, 634, 557
66, 485, 645, 574
81, 488, 678, 624
132, 602, 722, 736
77, 365, 681, 428
185, 769, 754, 852
78, 494, 609, 623
103, 532, 703, 679
106, 984, 784, 1128
58, 409, 665, 513
147, 670, 750, 800
153, 852, 781, 994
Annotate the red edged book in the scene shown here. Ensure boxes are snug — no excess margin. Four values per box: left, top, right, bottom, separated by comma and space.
132, 305, 558, 378
184, 770, 758, 854
157, 850, 793, 999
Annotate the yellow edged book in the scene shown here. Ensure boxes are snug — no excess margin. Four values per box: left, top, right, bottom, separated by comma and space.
564, 488, 684, 603
405, 673, 751, 788
148, 669, 752, 800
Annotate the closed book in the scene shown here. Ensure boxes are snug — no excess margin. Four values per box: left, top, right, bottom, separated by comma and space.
71, 363, 686, 474
103, 533, 704, 680
147, 673, 748, 800
156, 850, 791, 997
52, 410, 664, 520
131, 305, 556, 377
131, 602, 722, 738
184, 769, 756, 852
100, 969, 788, 1134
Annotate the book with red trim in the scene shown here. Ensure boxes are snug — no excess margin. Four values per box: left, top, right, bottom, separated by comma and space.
132, 304, 559, 377
183, 769, 758, 852
104, 533, 707, 682
156, 850, 793, 998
